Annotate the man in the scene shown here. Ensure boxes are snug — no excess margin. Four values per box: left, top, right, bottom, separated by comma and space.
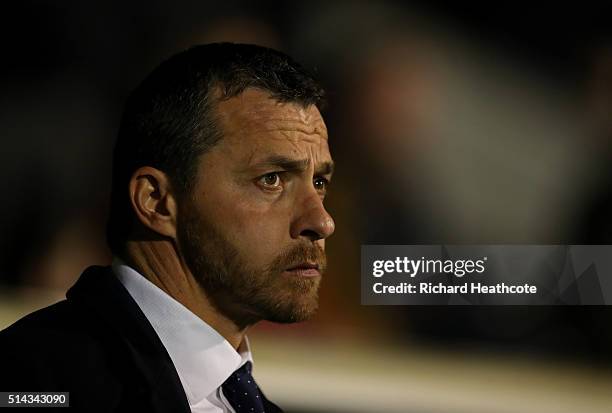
0, 43, 335, 412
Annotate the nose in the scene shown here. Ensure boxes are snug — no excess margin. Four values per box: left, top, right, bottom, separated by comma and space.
290, 192, 335, 242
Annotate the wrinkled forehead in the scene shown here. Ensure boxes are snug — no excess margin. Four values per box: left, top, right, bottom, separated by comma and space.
196, 89, 333, 181
215, 88, 328, 145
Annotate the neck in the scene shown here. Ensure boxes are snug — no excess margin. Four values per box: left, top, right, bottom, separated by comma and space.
122, 239, 248, 349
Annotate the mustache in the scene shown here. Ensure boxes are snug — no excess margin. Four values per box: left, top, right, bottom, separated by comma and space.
270, 243, 327, 274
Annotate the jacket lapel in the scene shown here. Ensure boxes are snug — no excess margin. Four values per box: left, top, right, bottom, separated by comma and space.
66, 266, 191, 413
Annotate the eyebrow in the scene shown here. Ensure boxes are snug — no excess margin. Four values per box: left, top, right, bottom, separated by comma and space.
252, 155, 335, 175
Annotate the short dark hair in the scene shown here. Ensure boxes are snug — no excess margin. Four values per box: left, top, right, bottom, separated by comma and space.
106, 43, 326, 256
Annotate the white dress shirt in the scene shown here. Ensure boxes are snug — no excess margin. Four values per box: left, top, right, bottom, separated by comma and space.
112, 260, 252, 413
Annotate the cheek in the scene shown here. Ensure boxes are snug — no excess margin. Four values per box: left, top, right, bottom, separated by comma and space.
205, 189, 292, 266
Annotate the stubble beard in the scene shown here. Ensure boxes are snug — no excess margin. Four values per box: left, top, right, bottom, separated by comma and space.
177, 206, 326, 328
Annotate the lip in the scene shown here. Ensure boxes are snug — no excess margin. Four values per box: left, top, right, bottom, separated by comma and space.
284, 263, 321, 277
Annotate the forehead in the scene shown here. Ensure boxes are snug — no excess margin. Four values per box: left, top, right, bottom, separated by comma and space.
213, 88, 329, 160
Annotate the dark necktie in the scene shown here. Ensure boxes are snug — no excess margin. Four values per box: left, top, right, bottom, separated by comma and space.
221, 361, 266, 413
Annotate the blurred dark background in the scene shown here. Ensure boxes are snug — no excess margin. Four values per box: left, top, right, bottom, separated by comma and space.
2, 1, 612, 412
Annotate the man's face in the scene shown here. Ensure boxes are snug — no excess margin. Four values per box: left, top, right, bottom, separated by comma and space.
176, 88, 335, 326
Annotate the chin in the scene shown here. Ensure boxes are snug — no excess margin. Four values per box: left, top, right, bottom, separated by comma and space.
263, 296, 319, 324
266, 308, 318, 324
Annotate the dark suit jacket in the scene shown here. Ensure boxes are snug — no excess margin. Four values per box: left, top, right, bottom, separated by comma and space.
0, 266, 283, 412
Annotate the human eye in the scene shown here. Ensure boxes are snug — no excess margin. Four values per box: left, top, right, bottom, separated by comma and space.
257, 172, 283, 190
314, 176, 329, 193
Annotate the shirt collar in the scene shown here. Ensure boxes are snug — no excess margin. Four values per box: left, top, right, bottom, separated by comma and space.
112, 258, 253, 404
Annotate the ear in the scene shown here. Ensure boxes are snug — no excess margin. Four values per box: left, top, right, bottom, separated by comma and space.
128, 166, 178, 239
